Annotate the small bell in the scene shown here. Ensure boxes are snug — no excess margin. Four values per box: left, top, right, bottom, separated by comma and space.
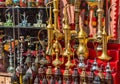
74, 77, 79, 84
11, 72, 19, 84
38, 65, 45, 80
105, 71, 113, 84
23, 75, 29, 84
91, 58, 98, 71
42, 76, 48, 84
93, 76, 101, 84
63, 68, 71, 81
80, 68, 88, 84
31, 63, 37, 73
55, 68, 62, 81
88, 69, 95, 84
72, 68, 79, 83
66, 78, 71, 84
50, 76, 56, 84
46, 66, 53, 80
98, 66, 105, 84
34, 75, 40, 84
58, 77, 63, 84
105, 62, 112, 73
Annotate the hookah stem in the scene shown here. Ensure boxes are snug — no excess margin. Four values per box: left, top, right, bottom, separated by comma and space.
53, 0, 59, 30
97, 0, 103, 34
48, 6, 53, 48
12, 6, 16, 69
19, 73, 23, 84
74, 0, 81, 32
64, 5, 70, 49
17, 8, 20, 42
102, 28, 107, 55
9, 41, 13, 67
105, 0, 108, 33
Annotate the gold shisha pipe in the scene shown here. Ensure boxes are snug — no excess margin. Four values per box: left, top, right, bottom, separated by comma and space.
98, 26, 112, 61
63, 4, 71, 49
62, 4, 74, 58
74, 0, 81, 32
96, 0, 104, 40
53, 0, 59, 31
46, 4, 54, 55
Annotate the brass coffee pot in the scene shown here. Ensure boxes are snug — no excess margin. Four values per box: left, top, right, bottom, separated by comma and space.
77, 23, 89, 59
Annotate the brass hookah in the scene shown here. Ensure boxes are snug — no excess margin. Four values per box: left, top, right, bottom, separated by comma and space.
45, 0, 63, 56
46, 4, 54, 56
74, 0, 81, 32
95, 0, 104, 51
62, 5, 75, 70
98, 26, 112, 61
96, 0, 112, 61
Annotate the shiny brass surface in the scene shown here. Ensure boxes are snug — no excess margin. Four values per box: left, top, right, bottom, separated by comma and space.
5, 0, 13, 6
52, 52, 63, 69
46, 66, 53, 79
62, 5, 74, 58
96, 0, 104, 41
52, 39, 63, 68
77, 24, 89, 59
98, 26, 112, 61
46, 5, 54, 56
74, 0, 81, 32
53, 0, 63, 40
80, 67, 88, 84
19, 73, 23, 84
63, 68, 71, 80
46, 0, 63, 57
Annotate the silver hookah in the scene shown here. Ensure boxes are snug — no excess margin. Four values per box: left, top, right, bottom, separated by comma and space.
105, 62, 113, 73
19, 36, 24, 66
91, 58, 99, 71
7, 39, 15, 73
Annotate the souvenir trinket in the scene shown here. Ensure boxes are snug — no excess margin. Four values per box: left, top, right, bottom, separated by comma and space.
4, 12, 13, 27
19, 12, 31, 27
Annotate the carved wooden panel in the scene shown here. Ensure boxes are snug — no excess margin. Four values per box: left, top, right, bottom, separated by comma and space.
0, 72, 12, 84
